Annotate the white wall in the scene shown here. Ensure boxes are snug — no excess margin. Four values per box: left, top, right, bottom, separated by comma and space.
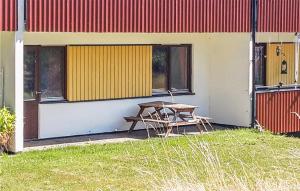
0, 33, 2, 107
209, 35, 252, 126
256, 33, 296, 43
24, 33, 251, 139
0, 32, 16, 109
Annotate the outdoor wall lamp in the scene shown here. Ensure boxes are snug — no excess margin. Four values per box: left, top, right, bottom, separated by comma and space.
276, 46, 281, 56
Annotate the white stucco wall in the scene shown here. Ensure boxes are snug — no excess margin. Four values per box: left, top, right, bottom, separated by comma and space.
0, 32, 16, 109
0, 32, 25, 152
209, 36, 252, 125
24, 33, 252, 139
256, 33, 297, 43
0, 33, 2, 107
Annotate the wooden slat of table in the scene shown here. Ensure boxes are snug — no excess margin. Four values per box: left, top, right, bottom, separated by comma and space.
138, 101, 173, 108
138, 101, 198, 110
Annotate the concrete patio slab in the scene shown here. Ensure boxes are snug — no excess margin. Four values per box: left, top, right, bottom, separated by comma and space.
24, 125, 225, 152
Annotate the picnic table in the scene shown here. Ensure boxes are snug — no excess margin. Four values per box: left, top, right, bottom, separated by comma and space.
124, 101, 213, 137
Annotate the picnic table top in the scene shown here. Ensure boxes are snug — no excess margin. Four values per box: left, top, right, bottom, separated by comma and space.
138, 101, 198, 110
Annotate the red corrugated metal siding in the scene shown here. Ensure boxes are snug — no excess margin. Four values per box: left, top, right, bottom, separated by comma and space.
258, 0, 300, 32
256, 90, 300, 133
0, 0, 17, 31
26, 0, 251, 33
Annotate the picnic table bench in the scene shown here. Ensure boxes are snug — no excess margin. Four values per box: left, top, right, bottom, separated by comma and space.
124, 101, 213, 137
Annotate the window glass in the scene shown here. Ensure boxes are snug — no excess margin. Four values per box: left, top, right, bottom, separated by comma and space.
152, 46, 168, 93
170, 47, 189, 91
255, 45, 266, 86
152, 45, 191, 94
24, 47, 37, 100
40, 47, 65, 101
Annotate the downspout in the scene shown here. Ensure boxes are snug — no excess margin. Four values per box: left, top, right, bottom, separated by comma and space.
251, 0, 258, 127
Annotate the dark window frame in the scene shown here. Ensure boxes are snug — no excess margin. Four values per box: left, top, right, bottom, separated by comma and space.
152, 44, 192, 95
24, 45, 67, 103
255, 43, 267, 87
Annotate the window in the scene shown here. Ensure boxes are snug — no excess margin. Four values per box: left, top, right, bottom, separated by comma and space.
255, 43, 300, 87
152, 46, 168, 93
255, 45, 266, 86
23, 46, 66, 102
152, 45, 191, 94
24, 47, 37, 100
39, 47, 65, 101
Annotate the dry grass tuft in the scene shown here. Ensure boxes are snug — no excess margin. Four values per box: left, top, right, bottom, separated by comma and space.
137, 132, 300, 191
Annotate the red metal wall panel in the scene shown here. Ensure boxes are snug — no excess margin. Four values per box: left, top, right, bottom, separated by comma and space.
256, 90, 300, 133
0, 0, 17, 31
258, 0, 300, 32
26, 0, 251, 33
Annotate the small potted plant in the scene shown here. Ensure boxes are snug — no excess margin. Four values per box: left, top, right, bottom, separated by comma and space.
0, 107, 15, 153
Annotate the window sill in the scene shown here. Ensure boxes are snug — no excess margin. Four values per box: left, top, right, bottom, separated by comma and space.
152, 92, 195, 97
39, 92, 195, 104
39, 99, 68, 104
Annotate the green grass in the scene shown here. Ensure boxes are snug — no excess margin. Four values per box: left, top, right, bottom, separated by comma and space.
0, 129, 299, 191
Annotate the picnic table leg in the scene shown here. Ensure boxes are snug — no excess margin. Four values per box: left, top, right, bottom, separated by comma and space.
174, 111, 181, 133
195, 123, 205, 133
198, 119, 208, 132
191, 111, 207, 133
128, 107, 145, 132
154, 107, 165, 120
155, 108, 171, 136
165, 126, 173, 137
204, 118, 214, 130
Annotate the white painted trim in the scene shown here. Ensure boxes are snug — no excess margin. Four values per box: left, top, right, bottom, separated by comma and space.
11, 0, 25, 152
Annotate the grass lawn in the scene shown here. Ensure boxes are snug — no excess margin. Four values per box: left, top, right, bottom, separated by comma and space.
0, 129, 299, 191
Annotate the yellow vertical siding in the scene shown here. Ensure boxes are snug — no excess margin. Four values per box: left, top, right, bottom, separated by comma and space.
67, 45, 152, 101
266, 43, 298, 86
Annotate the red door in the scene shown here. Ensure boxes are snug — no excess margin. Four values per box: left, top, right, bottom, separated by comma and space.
24, 46, 40, 140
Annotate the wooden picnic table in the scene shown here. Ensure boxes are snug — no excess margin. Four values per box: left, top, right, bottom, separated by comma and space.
124, 101, 212, 137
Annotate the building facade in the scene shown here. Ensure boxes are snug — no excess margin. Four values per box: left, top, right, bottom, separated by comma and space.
0, 0, 299, 152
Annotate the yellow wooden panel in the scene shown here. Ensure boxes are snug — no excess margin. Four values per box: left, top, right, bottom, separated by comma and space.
85, 47, 90, 99
100, 46, 104, 99
132, 46, 136, 97
125, 46, 129, 97
95, 46, 99, 99
111, 46, 115, 98
91, 46, 96, 100
143, 46, 148, 96
76, 47, 80, 100
67, 45, 152, 101
137, 46, 141, 96
102, 47, 107, 99
114, 46, 118, 98
266, 43, 296, 86
148, 47, 152, 94
122, 46, 126, 97
79, 47, 84, 100
67, 46, 71, 101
